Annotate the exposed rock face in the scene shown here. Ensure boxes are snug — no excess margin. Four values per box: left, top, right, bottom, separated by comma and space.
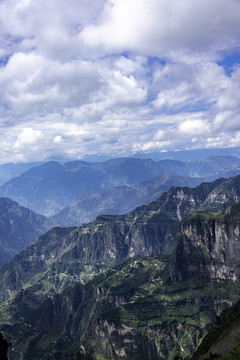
2, 176, 240, 359
171, 203, 240, 283
1, 175, 240, 325
0, 177, 229, 315
200, 175, 240, 212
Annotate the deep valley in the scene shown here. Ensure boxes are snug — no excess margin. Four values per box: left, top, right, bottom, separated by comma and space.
1, 159, 240, 359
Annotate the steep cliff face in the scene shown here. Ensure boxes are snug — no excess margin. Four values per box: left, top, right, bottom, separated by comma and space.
2, 177, 240, 359
3, 255, 239, 360
171, 202, 240, 283
200, 175, 240, 212
0, 209, 175, 324
1, 176, 240, 325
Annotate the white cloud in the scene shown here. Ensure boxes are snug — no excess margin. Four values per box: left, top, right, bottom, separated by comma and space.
53, 135, 62, 144
14, 127, 42, 149
81, 0, 240, 58
106, 70, 147, 106
0, 0, 239, 163
178, 119, 210, 136
154, 82, 191, 109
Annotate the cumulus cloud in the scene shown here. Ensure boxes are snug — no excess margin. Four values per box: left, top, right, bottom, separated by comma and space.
0, 0, 239, 163
81, 0, 240, 58
14, 127, 43, 149
178, 119, 210, 136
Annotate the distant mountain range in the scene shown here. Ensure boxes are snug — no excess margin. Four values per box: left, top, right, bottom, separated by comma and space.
1, 175, 240, 358
0, 162, 42, 185
132, 147, 240, 161
0, 197, 56, 267
0, 156, 240, 216
52, 174, 203, 226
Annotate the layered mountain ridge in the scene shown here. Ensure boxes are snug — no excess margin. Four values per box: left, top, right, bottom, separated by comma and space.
52, 174, 202, 226
1, 175, 240, 358
0, 156, 240, 216
3, 199, 240, 359
0, 176, 228, 315
0, 162, 42, 185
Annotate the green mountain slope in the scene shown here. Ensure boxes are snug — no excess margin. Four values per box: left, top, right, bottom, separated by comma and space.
0, 176, 227, 323
192, 296, 240, 360
2, 256, 240, 360
4, 200, 240, 359
1, 176, 240, 359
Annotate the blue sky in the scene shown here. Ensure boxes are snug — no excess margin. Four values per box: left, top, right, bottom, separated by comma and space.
0, 0, 240, 163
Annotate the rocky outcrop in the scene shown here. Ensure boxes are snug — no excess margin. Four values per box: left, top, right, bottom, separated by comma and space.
200, 175, 240, 212
171, 203, 240, 283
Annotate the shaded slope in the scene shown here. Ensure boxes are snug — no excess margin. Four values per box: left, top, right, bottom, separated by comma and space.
0, 332, 9, 360
192, 296, 240, 360
0, 197, 56, 267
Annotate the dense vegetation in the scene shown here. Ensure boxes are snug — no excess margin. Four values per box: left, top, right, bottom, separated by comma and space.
3, 256, 240, 360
